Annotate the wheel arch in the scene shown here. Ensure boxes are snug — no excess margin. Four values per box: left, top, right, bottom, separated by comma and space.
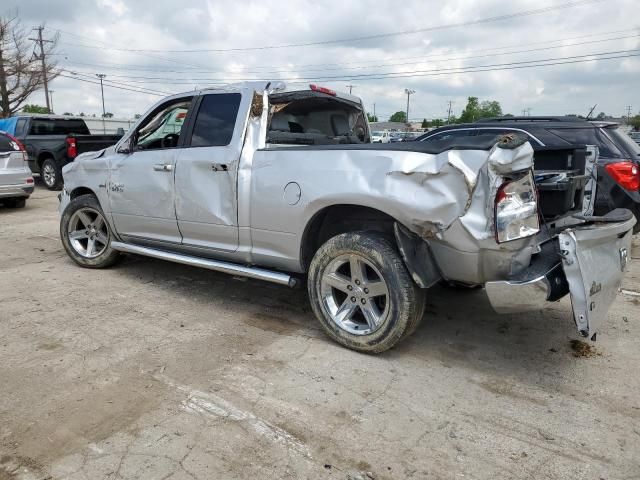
37, 151, 56, 170
70, 186, 98, 201
300, 204, 398, 271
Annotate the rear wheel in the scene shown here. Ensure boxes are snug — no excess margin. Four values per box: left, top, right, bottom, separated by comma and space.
60, 194, 121, 268
308, 232, 425, 353
41, 158, 62, 191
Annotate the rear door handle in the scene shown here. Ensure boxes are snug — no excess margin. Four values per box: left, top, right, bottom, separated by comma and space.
153, 164, 173, 172
211, 163, 228, 172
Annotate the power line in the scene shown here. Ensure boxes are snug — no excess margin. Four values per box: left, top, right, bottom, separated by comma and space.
57, 73, 165, 96
59, 32, 640, 80
58, 27, 640, 74
61, 48, 640, 85
55, 0, 603, 53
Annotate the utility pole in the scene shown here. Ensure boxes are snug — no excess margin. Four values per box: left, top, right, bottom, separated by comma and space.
29, 26, 54, 114
49, 90, 54, 114
96, 74, 106, 133
521, 108, 531, 116
373, 103, 376, 120
626, 105, 633, 123
446, 100, 453, 124
346, 84, 354, 95
404, 89, 415, 127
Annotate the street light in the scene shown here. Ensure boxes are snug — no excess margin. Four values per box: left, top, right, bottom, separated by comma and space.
404, 89, 415, 127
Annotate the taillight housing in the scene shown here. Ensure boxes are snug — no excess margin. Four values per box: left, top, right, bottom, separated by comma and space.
605, 161, 640, 191
66, 137, 77, 159
495, 171, 540, 243
5, 132, 25, 151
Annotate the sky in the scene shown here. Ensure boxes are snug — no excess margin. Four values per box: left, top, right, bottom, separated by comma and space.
2, 0, 639, 121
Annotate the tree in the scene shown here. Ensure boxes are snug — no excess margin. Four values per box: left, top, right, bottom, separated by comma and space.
457, 97, 503, 123
62, 112, 72, 116
78, 112, 85, 116
431, 118, 444, 127
22, 104, 49, 113
629, 115, 640, 131
421, 118, 429, 128
479, 100, 502, 118
458, 97, 480, 123
389, 111, 407, 123
367, 113, 378, 123
103, 112, 114, 118
596, 112, 607, 120
134, 114, 141, 119
0, 16, 59, 117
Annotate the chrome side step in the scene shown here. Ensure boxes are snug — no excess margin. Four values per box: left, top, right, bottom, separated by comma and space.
110, 241, 297, 287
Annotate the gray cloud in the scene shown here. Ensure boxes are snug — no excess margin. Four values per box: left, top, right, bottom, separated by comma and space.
2, 0, 638, 120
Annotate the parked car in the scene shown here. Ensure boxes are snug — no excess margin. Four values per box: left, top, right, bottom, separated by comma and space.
3, 115, 123, 190
58, 83, 634, 353
417, 117, 640, 232
0, 131, 33, 208
628, 131, 640, 145
371, 130, 391, 143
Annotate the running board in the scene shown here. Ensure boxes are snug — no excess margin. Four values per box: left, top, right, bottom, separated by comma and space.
110, 241, 297, 287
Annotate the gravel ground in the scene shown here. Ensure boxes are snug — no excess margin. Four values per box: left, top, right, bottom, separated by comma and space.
1, 185, 639, 480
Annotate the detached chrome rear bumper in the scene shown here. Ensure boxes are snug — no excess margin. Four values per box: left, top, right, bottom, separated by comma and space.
486, 258, 568, 314
486, 209, 636, 338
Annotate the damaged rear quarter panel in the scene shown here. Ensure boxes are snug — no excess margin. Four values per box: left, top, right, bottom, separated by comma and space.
249, 141, 537, 280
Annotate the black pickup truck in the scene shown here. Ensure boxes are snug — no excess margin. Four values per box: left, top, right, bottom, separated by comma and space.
11, 116, 123, 190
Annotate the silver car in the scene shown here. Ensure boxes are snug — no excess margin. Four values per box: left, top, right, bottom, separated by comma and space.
0, 131, 33, 208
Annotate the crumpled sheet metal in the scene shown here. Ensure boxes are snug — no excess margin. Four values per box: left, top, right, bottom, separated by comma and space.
385, 141, 534, 242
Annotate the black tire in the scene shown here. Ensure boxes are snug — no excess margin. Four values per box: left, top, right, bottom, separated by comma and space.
4, 198, 26, 208
308, 232, 425, 353
41, 157, 62, 191
60, 194, 121, 268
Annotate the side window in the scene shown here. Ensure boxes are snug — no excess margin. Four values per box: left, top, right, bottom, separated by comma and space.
426, 130, 474, 142
15, 118, 27, 137
134, 98, 192, 151
189, 93, 241, 147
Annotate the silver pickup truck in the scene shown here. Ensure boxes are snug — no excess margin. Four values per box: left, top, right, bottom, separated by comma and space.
58, 82, 635, 353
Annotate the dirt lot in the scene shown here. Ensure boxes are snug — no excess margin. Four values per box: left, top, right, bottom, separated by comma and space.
1, 185, 640, 480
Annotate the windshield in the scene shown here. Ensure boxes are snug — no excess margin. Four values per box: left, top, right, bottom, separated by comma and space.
372, 131, 383, 136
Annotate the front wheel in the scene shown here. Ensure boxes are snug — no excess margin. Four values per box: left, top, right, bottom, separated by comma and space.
60, 194, 121, 268
41, 158, 62, 190
308, 232, 425, 353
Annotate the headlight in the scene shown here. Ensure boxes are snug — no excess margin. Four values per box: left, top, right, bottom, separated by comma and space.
495, 171, 540, 243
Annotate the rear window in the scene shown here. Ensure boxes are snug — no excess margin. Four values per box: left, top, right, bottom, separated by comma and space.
29, 118, 90, 136
607, 129, 640, 158
547, 127, 622, 158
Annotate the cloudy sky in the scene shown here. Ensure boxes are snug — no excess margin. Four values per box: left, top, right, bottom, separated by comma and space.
2, 0, 639, 121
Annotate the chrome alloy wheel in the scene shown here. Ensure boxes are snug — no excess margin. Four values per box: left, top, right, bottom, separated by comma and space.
67, 207, 109, 258
320, 254, 390, 335
42, 163, 56, 188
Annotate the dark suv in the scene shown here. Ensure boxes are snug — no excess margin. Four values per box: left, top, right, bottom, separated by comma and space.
417, 117, 640, 231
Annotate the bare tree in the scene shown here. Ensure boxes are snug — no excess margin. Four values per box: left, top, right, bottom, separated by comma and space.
0, 15, 59, 118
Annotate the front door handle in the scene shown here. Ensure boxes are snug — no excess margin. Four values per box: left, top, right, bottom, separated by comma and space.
211, 163, 228, 172
153, 164, 173, 172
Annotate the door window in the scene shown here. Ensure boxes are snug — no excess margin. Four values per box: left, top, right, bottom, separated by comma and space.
189, 93, 241, 147
134, 99, 192, 150
425, 129, 475, 142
